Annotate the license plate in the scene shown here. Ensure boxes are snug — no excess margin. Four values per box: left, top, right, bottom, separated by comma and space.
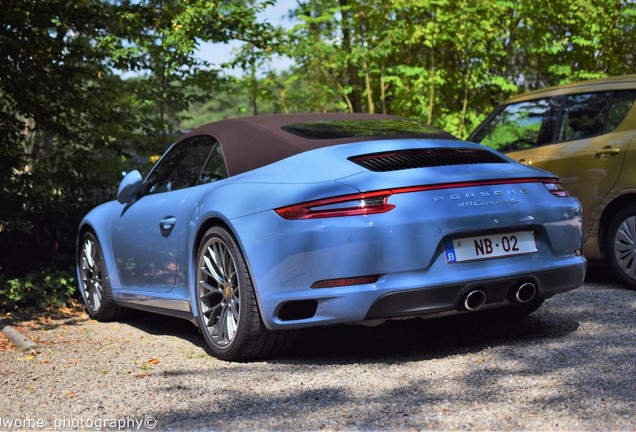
444, 231, 537, 263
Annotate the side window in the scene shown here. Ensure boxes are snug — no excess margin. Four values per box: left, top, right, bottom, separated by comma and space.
474, 99, 552, 152
198, 142, 228, 184
556, 92, 610, 142
605, 90, 636, 133
145, 136, 215, 194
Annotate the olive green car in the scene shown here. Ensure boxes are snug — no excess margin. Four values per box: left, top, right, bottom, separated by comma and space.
470, 74, 636, 289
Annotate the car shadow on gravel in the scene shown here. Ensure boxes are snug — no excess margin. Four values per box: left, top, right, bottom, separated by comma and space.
121, 310, 205, 348
116, 306, 580, 364
282, 310, 580, 364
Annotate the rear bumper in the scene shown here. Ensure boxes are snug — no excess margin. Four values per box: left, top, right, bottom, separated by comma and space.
364, 264, 585, 320
257, 258, 585, 330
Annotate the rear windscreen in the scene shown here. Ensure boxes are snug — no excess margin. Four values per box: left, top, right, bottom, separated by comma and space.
281, 119, 451, 140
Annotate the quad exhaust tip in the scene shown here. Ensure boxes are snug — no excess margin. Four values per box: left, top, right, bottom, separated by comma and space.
463, 289, 487, 311
515, 282, 537, 303
461, 281, 537, 312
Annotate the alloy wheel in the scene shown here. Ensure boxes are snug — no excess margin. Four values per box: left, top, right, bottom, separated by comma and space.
198, 237, 240, 348
80, 236, 103, 313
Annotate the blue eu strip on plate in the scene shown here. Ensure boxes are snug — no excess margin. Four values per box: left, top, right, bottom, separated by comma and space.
444, 240, 457, 263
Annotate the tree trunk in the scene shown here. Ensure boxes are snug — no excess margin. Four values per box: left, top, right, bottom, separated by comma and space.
250, 62, 258, 116
337, 82, 354, 113
339, 0, 362, 112
380, 66, 387, 115
459, 69, 470, 138
364, 61, 374, 114
427, 49, 435, 125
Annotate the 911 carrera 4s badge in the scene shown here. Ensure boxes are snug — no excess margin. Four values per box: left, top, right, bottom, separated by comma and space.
444, 231, 537, 263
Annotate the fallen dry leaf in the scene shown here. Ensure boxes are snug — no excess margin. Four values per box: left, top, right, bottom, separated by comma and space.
17, 355, 36, 361
0, 332, 16, 352
58, 306, 73, 315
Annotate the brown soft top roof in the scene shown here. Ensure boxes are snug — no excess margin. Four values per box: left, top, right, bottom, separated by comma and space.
176, 112, 453, 176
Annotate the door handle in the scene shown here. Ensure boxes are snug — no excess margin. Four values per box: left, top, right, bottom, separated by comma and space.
160, 216, 177, 231
594, 146, 621, 158
517, 158, 532, 166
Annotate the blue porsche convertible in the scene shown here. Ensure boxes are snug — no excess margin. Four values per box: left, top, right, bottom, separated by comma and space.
77, 113, 586, 361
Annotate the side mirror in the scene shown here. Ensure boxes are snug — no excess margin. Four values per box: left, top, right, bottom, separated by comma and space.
116, 170, 143, 204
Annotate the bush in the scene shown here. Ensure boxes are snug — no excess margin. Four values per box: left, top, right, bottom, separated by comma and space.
0, 270, 77, 311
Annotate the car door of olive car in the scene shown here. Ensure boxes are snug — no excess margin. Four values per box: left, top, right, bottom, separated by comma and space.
471, 91, 636, 238
110, 136, 218, 292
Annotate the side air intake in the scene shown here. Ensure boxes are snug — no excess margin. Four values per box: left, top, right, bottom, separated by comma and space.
349, 148, 508, 172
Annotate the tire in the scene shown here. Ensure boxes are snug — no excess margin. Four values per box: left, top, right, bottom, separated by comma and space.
606, 204, 636, 290
195, 226, 295, 361
79, 232, 126, 321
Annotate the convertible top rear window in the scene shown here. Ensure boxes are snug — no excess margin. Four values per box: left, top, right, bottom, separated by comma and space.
281, 119, 445, 140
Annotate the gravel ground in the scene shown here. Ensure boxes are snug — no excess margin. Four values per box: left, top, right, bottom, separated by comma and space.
1, 271, 635, 431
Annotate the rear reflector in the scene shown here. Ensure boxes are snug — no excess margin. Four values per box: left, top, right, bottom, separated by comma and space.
311, 275, 381, 289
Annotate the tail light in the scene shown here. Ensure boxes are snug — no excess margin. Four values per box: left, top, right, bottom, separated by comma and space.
541, 179, 570, 197
275, 177, 569, 220
275, 191, 395, 220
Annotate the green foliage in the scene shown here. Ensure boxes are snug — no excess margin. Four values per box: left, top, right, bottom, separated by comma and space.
2, 0, 636, 308
0, 0, 277, 289
0, 271, 77, 311
263, 0, 636, 138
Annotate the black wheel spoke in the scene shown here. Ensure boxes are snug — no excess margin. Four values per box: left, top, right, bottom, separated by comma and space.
203, 302, 223, 325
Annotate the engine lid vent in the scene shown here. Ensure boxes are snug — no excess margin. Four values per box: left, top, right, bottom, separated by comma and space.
349, 148, 508, 172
